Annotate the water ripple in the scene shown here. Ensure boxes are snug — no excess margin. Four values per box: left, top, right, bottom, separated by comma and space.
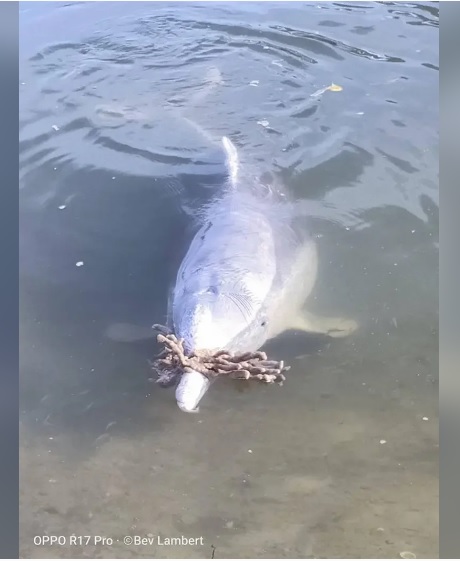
20, 2, 438, 230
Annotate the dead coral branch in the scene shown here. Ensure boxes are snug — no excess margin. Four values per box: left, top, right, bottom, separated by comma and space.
151, 324, 289, 386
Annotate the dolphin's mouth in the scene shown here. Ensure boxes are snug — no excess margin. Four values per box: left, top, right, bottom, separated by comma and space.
177, 401, 200, 414
175, 369, 211, 413
152, 323, 288, 413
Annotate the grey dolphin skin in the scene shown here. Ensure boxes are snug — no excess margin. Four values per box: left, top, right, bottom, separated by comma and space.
171, 136, 357, 412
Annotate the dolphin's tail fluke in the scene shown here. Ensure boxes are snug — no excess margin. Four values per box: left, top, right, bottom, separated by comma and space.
175, 66, 224, 146
188, 66, 224, 109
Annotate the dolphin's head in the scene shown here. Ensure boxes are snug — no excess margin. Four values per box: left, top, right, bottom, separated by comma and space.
177, 287, 268, 351
173, 286, 270, 412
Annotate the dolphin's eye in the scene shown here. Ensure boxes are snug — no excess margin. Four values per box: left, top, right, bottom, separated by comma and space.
261, 321, 267, 327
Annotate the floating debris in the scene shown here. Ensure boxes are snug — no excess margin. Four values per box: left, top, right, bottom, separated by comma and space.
257, 119, 270, 128
310, 83, 343, 98
58, 205, 66, 210
248, 449, 253, 454
271, 60, 283, 68
422, 417, 429, 421
249, 80, 259, 87
51, 124, 60, 131
75, 261, 84, 267
379, 439, 387, 444
329, 83, 343, 92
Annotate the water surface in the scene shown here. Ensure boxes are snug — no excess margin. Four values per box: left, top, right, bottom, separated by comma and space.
20, 2, 438, 558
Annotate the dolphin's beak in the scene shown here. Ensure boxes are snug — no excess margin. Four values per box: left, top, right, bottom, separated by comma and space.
175, 369, 211, 413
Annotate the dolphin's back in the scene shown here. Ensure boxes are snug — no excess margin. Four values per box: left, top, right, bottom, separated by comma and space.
173, 183, 314, 344
174, 191, 277, 324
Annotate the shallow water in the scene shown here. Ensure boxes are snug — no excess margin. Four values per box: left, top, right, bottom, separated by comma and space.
19, 2, 438, 558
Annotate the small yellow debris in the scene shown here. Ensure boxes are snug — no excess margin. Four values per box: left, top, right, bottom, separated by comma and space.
311, 83, 343, 97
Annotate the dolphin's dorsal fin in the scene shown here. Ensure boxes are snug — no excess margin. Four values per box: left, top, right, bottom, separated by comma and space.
222, 136, 239, 187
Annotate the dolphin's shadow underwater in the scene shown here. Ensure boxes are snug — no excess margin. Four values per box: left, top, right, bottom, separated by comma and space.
107, 134, 358, 412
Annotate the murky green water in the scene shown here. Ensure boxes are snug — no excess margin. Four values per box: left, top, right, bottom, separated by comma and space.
20, 2, 438, 558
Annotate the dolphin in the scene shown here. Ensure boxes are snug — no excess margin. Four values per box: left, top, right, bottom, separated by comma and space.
101, 68, 357, 412
171, 136, 357, 412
